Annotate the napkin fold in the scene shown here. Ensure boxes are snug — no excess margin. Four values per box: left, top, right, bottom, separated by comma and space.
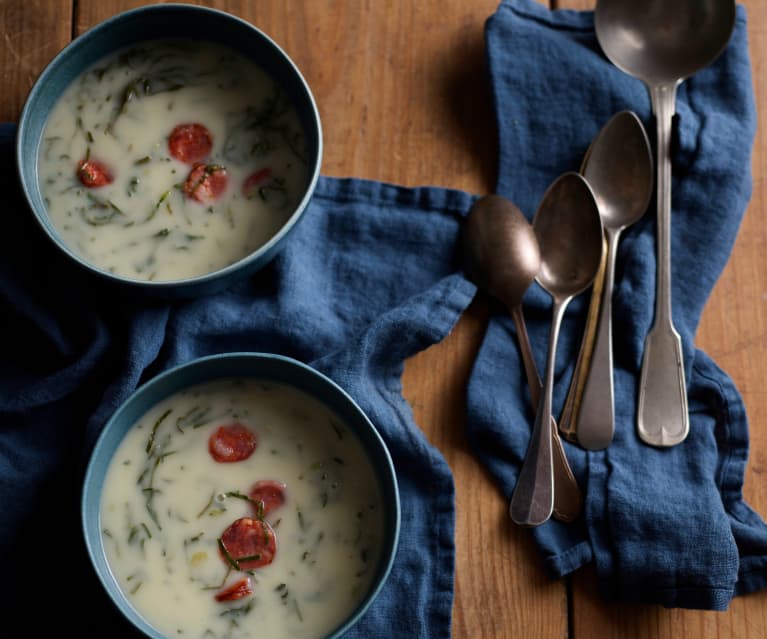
467, 0, 767, 610
0, 121, 476, 635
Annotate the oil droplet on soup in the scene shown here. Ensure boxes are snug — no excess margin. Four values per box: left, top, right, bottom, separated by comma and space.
100, 379, 384, 639
38, 40, 309, 282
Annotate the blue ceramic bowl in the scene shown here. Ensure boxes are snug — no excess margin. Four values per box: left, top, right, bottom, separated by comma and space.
82, 352, 400, 639
17, 4, 322, 298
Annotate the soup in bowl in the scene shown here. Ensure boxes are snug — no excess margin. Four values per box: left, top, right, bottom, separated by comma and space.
17, 4, 322, 297
82, 353, 400, 639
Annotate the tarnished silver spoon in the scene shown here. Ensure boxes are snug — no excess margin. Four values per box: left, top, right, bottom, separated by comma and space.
462, 194, 582, 523
595, 0, 736, 447
510, 173, 603, 527
575, 110, 653, 450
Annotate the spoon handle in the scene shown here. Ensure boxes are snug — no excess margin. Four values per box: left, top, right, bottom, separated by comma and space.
510, 299, 567, 527
558, 235, 608, 442
511, 304, 542, 403
638, 83, 689, 447
576, 229, 619, 450
510, 305, 582, 522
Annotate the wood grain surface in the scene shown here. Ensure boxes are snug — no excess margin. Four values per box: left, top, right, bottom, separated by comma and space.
3, 1, 766, 637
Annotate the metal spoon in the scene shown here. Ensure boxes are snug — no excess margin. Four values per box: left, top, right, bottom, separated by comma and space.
595, 0, 736, 447
575, 111, 653, 450
462, 194, 582, 523
510, 173, 603, 527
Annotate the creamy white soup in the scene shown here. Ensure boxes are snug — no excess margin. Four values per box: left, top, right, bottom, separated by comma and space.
100, 379, 384, 639
38, 39, 308, 281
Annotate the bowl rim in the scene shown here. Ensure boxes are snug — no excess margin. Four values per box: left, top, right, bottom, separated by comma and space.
16, 3, 323, 294
81, 351, 401, 639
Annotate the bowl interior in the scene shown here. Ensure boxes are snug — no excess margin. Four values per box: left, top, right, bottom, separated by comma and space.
17, 4, 322, 296
82, 352, 399, 639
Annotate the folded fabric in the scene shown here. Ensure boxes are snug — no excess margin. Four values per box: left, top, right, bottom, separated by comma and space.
466, 0, 767, 610
0, 121, 479, 635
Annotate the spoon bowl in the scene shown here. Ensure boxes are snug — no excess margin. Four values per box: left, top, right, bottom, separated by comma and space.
462, 194, 541, 307
510, 173, 602, 527
463, 195, 583, 523
534, 176, 604, 299
594, 0, 736, 85
584, 111, 653, 231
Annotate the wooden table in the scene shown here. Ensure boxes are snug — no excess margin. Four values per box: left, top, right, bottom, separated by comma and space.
3, 1, 766, 636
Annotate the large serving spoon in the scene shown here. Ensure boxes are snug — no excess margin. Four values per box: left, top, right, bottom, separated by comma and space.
595, 0, 736, 447
510, 173, 603, 527
574, 111, 653, 450
462, 194, 583, 523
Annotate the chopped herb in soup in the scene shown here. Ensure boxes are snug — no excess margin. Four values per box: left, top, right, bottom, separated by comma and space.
100, 379, 384, 639
38, 40, 308, 281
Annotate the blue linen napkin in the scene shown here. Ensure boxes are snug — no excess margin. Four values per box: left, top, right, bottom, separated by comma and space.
467, 0, 767, 610
0, 121, 476, 635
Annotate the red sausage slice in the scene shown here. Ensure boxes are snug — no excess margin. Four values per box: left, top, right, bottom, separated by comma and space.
184, 163, 229, 203
242, 167, 272, 198
168, 123, 213, 164
214, 577, 253, 602
77, 158, 113, 187
220, 518, 277, 570
208, 423, 257, 463
248, 480, 287, 517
